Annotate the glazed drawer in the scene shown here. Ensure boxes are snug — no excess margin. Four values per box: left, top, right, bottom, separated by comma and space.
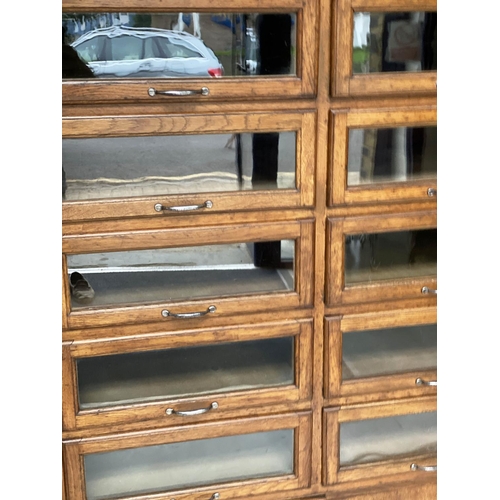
63, 319, 312, 430
62, 219, 314, 329
326, 212, 437, 307
62, 111, 316, 222
62, 0, 318, 104
63, 412, 312, 500
329, 108, 437, 205
333, 0, 437, 96
324, 308, 437, 403
323, 398, 436, 485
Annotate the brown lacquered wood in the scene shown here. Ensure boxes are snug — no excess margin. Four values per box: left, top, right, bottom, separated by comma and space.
324, 308, 437, 403
326, 212, 437, 307
62, 0, 318, 104
63, 320, 313, 430
323, 397, 437, 486
63, 412, 312, 500
333, 0, 437, 97
62, 0, 438, 497
62, 111, 316, 222
63, 219, 314, 329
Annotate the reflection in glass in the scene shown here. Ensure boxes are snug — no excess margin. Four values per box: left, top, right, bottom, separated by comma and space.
77, 337, 294, 409
67, 241, 294, 309
339, 412, 437, 466
342, 324, 437, 380
353, 12, 437, 74
62, 132, 296, 201
348, 127, 436, 186
84, 429, 294, 499
344, 229, 436, 284
62, 13, 297, 79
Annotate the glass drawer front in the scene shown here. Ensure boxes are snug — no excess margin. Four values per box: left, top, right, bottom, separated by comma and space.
62, 131, 296, 202
67, 240, 294, 310
345, 229, 436, 285
353, 12, 437, 74
63, 12, 297, 80
84, 429, 294, 499
77, 337, 294, 409
342, 324, 437, 380
339, 411, 437, 466
348, 126, 436, 187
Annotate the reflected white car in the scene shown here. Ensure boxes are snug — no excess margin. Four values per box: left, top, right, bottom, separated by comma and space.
72, 26, 224, 78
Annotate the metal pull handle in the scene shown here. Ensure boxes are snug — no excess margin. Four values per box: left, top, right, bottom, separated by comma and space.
166, 402, 218, 416
411, 463, 437, 472
427, 188, 437, 197
415, 377, 437, 387
155, 201, 213, 213
162, 305, 216, 319
421, 286, 437, 295
148, 87, 209, 97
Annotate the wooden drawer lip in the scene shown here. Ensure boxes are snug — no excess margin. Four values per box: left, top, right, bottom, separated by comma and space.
328, 108, 437, 206
325, 213, 436, 307
63, 320, 313, 431
63, 411, 313, 500
63, 219, 315, 329
324, 310, 437, 401
62, 0, 318, 105
323, 397, 437, 485
332, 0, 437, 97
62, 111, 316, 223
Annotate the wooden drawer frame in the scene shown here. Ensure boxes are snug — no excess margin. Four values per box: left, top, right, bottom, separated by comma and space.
62, 0, 318, 104
324, 308, 437, 404
62, 111, 316, 222
63, 218, 314, 329
323, 397, 437, 485
63, 319, 313, 431
332, 0, 437, 97
326, 211, 437, 307
63, 411, 312, 500
328, 108, 437, 205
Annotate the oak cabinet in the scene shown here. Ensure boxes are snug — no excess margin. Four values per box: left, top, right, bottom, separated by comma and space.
62, 0, 437, 498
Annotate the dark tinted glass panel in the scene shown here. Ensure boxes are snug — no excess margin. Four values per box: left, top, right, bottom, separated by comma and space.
340, 412, 437, 466
342, 324, 437, 380
62, 13, 297, 79
77, 337, 294, 409
353, 12, 437, 74
84, 430, 294, 499
345, 229, 436, 285
62, 132, 296, 201
347, 127, 437, 186
67, 241, 294, 309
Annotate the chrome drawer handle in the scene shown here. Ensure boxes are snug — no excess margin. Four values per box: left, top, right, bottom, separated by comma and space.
155, 201, 213, 212
427, 188, 437, 197
411, 463, 437, 472
148, 87, 209, 97
162, 305, 216, 319
166, 402, 218, 416
415, 377, 437, 386
421, 286, 437, 295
